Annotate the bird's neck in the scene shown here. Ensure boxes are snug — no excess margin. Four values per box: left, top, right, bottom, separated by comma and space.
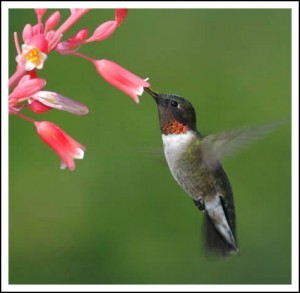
162, 130, 197, 155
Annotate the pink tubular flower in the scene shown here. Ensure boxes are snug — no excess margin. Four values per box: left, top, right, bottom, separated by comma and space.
86, 20, 118, 42
74, 28, 89, 42
35, 9, 47, 23
28, 100, 52, 114
9, 75, 46, 106
115, 9, 128, 25
44, 11, 61, 33
34, 121, 86, 171
93, 59, 150, 103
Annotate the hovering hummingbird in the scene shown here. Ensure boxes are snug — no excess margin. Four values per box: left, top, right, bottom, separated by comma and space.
145, 87, 284, 256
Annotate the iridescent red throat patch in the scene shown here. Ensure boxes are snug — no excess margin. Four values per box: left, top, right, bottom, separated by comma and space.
163, 119, 189, 134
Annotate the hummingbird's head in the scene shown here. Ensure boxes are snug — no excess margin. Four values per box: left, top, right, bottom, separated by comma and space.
145, 88, 197, 135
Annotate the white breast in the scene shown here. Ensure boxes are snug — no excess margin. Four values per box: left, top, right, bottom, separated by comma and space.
162, 131, 195, 180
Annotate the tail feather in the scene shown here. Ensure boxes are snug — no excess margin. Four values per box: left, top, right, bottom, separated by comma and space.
204, 213, 238, 257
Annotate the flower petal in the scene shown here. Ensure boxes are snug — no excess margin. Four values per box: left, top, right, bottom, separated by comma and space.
26, 34, 48, 53
32, 91, 89, 115
32, 24, 43, 35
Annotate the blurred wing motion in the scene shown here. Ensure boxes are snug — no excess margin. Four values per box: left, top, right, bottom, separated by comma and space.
201, 119, 288, 168
136, 146, 166, 165
136, 146, 164, 155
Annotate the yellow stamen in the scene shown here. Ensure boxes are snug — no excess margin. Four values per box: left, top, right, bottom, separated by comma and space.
25, 48, 42, 65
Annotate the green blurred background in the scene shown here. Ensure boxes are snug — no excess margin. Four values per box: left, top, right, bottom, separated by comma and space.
9, 9, 291, 284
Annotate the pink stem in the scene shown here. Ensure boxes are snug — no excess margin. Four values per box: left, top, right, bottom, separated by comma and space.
12, 109, 36, 124
70, 51, 94, 62
48, 32, 63, 52
55, 9, 91, 36
14, 32, 21, 55
9, 67, 26, 90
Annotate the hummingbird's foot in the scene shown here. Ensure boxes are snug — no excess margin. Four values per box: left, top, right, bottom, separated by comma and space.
193, 198, 205, 212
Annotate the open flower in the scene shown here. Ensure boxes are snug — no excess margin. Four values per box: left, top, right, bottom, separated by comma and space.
16, 32, 49, 71
17, 44, 48, 70
94, 59, 150, 103
34, 121, 86, 171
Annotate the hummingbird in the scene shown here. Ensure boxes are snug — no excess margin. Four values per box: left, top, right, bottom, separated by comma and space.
145, 87, 284, 256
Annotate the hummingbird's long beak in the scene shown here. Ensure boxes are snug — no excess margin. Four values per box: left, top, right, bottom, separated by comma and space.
144, 87, 159, 102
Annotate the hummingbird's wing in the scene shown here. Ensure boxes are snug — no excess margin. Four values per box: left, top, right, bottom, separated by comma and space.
201, 119, 287, 169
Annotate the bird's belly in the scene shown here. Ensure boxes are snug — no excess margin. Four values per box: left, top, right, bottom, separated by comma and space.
166, 157, 207, 200
162, 132, 209, 200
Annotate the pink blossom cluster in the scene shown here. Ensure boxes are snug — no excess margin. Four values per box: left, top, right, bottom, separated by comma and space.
9, 9, 150, 171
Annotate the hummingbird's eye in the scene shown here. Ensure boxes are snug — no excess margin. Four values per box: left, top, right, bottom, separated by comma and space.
170, 100, 179, 108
